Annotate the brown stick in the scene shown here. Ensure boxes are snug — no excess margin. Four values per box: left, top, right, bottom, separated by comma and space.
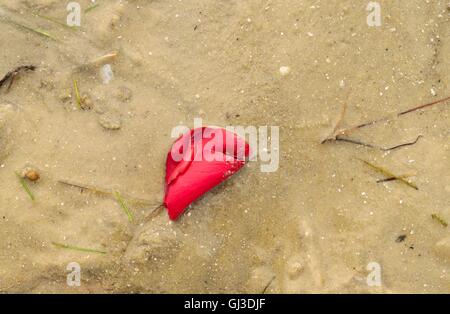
261, 276, 276, 294
143, 204, 165, 222
321, 96, 450, 142
0, 65, 36, 91
58, 179, 154, 205
338, 95, 450, 137
332, 134, 422, 151
399, 95, 450, 116
376, 173, 416, 183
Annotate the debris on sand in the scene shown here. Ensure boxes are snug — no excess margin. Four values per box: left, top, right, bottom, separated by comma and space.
21, 167, 40, 182
5, 19, 57, 40
74, 52, 118, 73
0, 65, 36, 92
322, 95, 450, 147
15, 171, 35, 201
262, 276, 276, 294
431, 214, 448, 227
73, 79, 83, 109
360, 159, 419, 190
72, 79, 94, 110
52, 242, 107, 254
58, 179, 153, 205
114, 191, 134, 223
85, 3, 100, 13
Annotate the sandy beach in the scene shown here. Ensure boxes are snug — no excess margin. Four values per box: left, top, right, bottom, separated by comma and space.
0, 0, 449, 293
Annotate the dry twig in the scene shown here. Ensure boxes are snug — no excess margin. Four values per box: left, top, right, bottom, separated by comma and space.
0, 65, 36, 91
322, 95, 450, 149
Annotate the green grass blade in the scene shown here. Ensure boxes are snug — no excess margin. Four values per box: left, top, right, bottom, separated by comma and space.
85, 3, 100, 13
35, 14, 78, 30
52, 242, 107, 254
15, 172, 35, 201
7, 19, 57, 40
114, 191, 134, 222
73, 79, 82, 109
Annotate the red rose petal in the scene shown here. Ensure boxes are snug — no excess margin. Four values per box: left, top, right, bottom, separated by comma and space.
164, 127, 249, 220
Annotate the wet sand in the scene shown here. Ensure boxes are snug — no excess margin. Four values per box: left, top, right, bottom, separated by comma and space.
0, 0, 449, 293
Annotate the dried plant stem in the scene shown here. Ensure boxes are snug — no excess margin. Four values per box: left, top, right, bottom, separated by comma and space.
398, 96, 450, 116
35, 13, 77, 30
376, 173, 416, 183
359, 159, 418, 190
333, 135, 422, 151
262, 276, 276, 294
5, 19, 57, 40
431, 214, 448, 227
323, 95, 450, 144
0, 65, 36, 91
85, 3, 100, 13
338, 96, 450, 138
144, 204, 165, 222
58, 179, 154, 205
74, 52, 118, 72
52, 242, 107, 254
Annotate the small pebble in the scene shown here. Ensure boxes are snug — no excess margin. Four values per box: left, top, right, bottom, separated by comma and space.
279, 66, 291, 76
286, 256, 304, 279
22, 167, 40, 182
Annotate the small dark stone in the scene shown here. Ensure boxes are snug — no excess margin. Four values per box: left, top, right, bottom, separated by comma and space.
396, 234, 407, 243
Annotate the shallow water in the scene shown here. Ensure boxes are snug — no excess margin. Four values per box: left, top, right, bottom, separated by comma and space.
0, 0, 449, 293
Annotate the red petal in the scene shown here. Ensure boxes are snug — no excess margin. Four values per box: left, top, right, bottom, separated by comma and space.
164, 127, 249, 220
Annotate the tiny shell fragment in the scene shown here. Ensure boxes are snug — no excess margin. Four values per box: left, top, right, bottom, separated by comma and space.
22, 167, 40, 182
